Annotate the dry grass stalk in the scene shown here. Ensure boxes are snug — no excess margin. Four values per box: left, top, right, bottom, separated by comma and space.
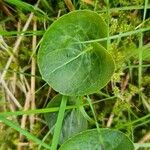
29, 18, 37, 130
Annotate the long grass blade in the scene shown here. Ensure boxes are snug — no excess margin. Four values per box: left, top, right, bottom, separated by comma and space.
0, 116, 51, 149
51, 95, 68, 150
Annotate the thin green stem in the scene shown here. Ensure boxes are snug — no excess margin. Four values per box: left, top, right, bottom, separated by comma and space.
79, 27, 150, 44
134, 143, 150, 149
51, 95, 68, 150
38, 130, 52, 150
0, 30, 44, 36
86, 96, 104, 148
0, 96, 116, 117
143, 0, 149, 21
77, 97, 95, 124
79, 106, 95, 124
125, 64, 150, 69
97, 5, 150, 12
94, 0, 98, 11
87, 96, 100, 129
106, 0, 110, 49
138, 0, 148, 99
138, 34, 143, 91
117, 113, 150, 129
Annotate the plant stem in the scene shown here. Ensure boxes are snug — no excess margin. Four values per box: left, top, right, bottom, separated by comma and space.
87, 96, 104, 149
51, 95, 68, 150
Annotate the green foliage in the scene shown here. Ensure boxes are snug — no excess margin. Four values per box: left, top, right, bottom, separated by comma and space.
59, 129, 134, 150
44, 94, 88, 144
109, 0, 144, 6
0, 0, 150, 149
0, 124, 18, 150
4, 0, 46, 18
0, 116, 51, 149
37, 9, 135, 150
38, 10, 115, 96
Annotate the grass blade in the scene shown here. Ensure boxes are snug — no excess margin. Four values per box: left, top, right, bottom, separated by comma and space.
80, 27, 150, 44
4, 0, 45, 17
0, 116, 51, 149
51, 95, 68, 150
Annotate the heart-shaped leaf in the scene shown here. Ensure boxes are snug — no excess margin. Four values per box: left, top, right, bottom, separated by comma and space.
59, 129, 134, 150
38, 10, 115, 96
44, 94, 88, 144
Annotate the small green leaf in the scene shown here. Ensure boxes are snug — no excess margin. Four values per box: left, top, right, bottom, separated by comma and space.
38, 10, 115, 96
44, 94, 74, 131
44, 95, 88, 144
59, 129, 134, 150
4, 0, 46, 17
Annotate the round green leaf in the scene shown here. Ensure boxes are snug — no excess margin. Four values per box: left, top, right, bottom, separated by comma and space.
59, 129, 134, 150
44, 94, 88, 144
38, 10, 115, 96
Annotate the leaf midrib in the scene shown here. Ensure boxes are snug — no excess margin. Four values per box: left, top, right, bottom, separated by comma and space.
49, 46, 93, 75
